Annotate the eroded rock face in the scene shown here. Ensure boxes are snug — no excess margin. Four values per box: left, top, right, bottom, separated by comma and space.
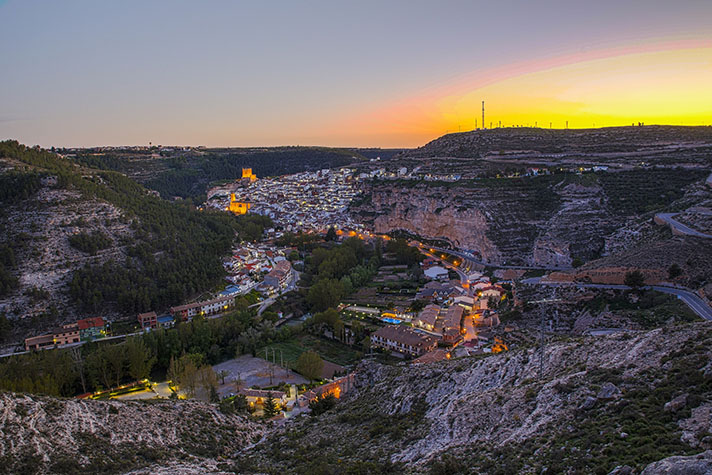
368, 187, 501, 262
680, 404, 712, 448
0, 392, 264, 474
597, 382, 622, 400
665, 394, 688, 413
642, 450, 712, 475
353, 179, 621, 267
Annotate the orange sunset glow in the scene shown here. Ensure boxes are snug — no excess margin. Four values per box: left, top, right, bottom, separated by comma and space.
319, 41, 712, 147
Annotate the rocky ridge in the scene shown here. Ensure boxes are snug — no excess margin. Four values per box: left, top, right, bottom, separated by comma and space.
237, 322, 712, 473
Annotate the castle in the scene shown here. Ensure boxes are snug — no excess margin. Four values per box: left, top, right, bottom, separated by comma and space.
242, 167, 257, 183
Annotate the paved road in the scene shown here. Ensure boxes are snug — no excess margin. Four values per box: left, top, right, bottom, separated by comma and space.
426, 245, 572, 272
650, 285, 712, 320
655, 213, 712, 239
526, 279, 712, 321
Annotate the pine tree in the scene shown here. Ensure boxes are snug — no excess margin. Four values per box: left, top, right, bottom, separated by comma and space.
263, 392, 279, 418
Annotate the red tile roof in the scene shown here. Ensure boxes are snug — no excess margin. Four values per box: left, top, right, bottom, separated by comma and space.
77, 317, 105, 330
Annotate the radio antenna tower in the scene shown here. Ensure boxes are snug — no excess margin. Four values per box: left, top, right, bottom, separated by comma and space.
482, 101, 485, 130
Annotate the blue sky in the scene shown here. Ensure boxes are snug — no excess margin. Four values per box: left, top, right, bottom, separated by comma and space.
1, 0, 711, 147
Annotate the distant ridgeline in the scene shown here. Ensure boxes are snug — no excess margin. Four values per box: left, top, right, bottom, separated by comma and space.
72, 147, 367, 201
0, 140, 272, 315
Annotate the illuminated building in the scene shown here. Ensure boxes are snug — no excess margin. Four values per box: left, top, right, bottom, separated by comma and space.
242, 168, 257, 183
227, 193, 251, 214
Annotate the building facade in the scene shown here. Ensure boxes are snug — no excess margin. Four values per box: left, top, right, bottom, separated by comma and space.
170, 295, 236, 321
263, 260, 292, 289
137, 311, 158, 329
371, 326, 437, 357
77, 317, 106, 341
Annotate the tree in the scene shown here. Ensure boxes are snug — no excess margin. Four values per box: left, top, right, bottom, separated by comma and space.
217, 369, 229, 385
234, 393, 250, 413
308, 392, 337, 416
70, 346, 87, 394
125, 337, 155, 381
411, 300, 426, 312
325, 226, 337, 241
106, 344, 126, 388
167, 356, 182, 385
624, 270, 645, 289
295, 350, 324, 381
263, 392, 280, 418
668, 263, 682, 279
197, 365, 219, 401
168, 354, 202, 397
87, 345, 113, 390
571, 257, 584, 268
306, 278, 343, 312
361, 336, 371, 353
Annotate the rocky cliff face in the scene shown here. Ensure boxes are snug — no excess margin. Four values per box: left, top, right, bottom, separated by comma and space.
238, 322, 712, 474
368, 185, 501, 262
354, 178, 619, 267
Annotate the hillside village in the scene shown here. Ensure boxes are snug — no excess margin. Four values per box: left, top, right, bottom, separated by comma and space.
0, 132, 711, 474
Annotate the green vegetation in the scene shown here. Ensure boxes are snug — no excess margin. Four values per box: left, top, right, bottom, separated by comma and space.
261, 333, 363, 368
68, 231, 112, 255
668, 263, 682, 279
623, 270, 646, 289
0, 244, 18, 297
583, 290, 697, 328
0, 170, 43, 204
0, 141, 276, 314
219, 393, 251, 415
308, 392, 337, 416
0, 297, 299, 396
295, 350, 324, 381
600, 169, 706, 215
262, 392, 280, 418
303, 237, 379, 311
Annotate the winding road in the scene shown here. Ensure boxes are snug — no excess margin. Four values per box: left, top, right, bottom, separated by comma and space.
417, 241, 712, 322
522, 277, 712, 321
655, 213, 712, 239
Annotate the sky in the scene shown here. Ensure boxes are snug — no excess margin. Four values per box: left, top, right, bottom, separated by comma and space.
1, 0, 711, 148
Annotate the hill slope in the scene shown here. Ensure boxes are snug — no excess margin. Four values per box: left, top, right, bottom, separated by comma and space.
1, 323, 710, 474
237, 322, 712, 474
0, 141, 270, 339
0, 393, 263, 474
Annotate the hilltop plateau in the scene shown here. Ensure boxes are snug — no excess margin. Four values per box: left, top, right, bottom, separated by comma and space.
352, 126, 712, 272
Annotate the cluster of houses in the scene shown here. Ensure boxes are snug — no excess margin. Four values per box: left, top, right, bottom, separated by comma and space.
24, 317, 107, 351
369, 257, 508, 360
207, 167, 363, 233
136, 245, 296, 332
223, 243, 294, 295
414, 304, 464, 343
263, 259, 293, 291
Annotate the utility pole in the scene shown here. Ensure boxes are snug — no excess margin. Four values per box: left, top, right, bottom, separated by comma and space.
482, 101, 485, 130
